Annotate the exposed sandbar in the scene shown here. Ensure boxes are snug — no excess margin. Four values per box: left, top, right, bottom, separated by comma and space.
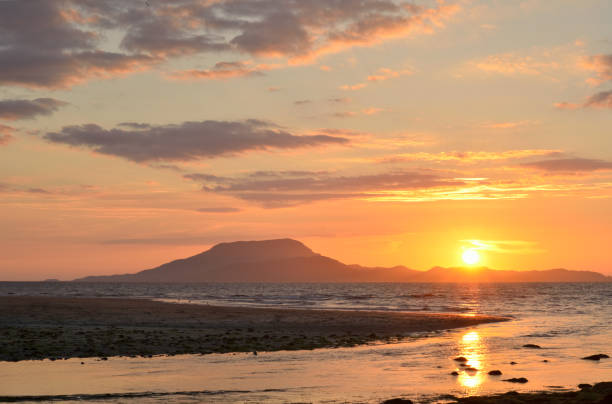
0, 296, 508, 361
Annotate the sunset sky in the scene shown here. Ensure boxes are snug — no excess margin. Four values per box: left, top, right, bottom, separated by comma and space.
1, 0, 611, 280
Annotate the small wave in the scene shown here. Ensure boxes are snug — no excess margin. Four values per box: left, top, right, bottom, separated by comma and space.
345, 294, 376, 300
0, 388, 289, 402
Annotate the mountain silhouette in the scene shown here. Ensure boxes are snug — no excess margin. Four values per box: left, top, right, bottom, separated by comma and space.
75, 238, 611, 283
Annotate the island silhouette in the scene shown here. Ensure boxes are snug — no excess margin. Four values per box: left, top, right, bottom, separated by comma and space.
74, 239, 611, 283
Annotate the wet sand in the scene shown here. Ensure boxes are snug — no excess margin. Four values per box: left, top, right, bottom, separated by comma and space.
0, 296, 507, 361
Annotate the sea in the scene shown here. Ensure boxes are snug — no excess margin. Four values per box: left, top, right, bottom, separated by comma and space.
0, 282, 611, 403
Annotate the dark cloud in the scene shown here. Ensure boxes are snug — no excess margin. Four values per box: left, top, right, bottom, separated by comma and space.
0, 98, 67, 120
185, 170, 463, 207
0, 1, 157, 88
584, 90, 612, 109
44, 119, 349, 162
522, 158, 612, 172
0, 0, 457, 87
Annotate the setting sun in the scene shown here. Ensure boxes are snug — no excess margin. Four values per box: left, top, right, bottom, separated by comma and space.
462, 249, 480, 266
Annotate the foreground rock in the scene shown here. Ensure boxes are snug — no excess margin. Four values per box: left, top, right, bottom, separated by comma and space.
452, 382, 612, 403
0, 296, 508, 362
380, 382, 612, 404
582, 354, 610, 361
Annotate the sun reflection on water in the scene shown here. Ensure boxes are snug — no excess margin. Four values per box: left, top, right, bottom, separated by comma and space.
457, 331, 486, 393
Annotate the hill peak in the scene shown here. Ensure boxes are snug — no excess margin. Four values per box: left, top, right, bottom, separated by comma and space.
206, 238, 315, 258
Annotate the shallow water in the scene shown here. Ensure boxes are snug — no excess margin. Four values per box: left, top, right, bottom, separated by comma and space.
0, 282, 610, 403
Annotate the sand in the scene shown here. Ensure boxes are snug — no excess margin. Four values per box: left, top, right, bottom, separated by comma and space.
0, 296, 508, 361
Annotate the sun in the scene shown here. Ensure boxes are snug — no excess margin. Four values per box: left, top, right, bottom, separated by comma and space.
462, 249, 480, 265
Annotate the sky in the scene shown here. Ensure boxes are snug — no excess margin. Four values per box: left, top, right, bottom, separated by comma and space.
0, 0, 611, 280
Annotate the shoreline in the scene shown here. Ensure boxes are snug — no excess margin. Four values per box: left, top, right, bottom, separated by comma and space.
0, 296, 508, 362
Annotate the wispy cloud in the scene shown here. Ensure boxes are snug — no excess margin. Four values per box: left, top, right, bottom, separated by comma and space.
480, 120, 534, 129
185, 169, 464, 207
461, 239, 545, 255
341, 67, 413, 90
0, 124, 15, 145
521, 158, 612, 173
379, 149, 561, 163
166, 61, 268, 81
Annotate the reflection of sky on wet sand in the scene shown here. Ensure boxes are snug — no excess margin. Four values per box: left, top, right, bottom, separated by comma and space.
457, 331, 485, 392
1, 319, 611, 403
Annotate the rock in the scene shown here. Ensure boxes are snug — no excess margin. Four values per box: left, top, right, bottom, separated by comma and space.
454, 356, 468, 362
523, 344, 542, 349
503, 377, 528, 383
542, 359, 549, 362
80, 362, 85, 365
450, 371, 459, 376
459, 363, 468, 367
253, 351, 258, 356
488, 370, 502, 375
582, 354, 609, 361
578, 383, 592, 389
465, 367, 478, 372
100, 357, 108, 361
381, 399, 413, 404
510, 361, 517, 365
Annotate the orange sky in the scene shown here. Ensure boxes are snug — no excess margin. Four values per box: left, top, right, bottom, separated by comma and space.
0, 0, 611, 280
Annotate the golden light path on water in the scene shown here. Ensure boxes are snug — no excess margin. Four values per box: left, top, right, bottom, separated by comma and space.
457, 331, 486, 392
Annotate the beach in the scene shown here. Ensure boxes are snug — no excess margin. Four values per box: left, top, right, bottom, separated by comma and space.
0, 296, 507, 361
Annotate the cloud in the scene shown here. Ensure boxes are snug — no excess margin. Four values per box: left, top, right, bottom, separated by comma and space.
196, 207, 241, 213
553, 101, 580, 110
461, 239, 544, 255
340, 83, 367, 91
367, 67, 413, 82
0, 0, 157, 88
555, 90, 612, 111
0, 0, 459, 88
580, 53, 612, 86
584, 90, 612, 109
167, 61, 266, 80
0, 124, 15, 145
521, 158, 612, 173
473, 52, 559, 76
341, 67, 413, 91
44, 119, 349, 163
381, 149, 561, 163
185, 169, 464, 207
328, 97, 351, 104
480, 120, 533, 129
0, 98, 68, 121
362, 107, 384, 115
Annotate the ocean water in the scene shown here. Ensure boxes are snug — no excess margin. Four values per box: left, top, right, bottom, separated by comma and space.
0, 282, 611, 403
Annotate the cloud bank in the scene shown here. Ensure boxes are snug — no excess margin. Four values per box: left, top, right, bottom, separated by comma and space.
0, 0, 459, 88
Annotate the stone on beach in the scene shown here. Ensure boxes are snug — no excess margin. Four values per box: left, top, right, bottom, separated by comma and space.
488, 370, 502, 375
582, 354, 609, 361
522, 344, 542, 349
503, 377, 529, 383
